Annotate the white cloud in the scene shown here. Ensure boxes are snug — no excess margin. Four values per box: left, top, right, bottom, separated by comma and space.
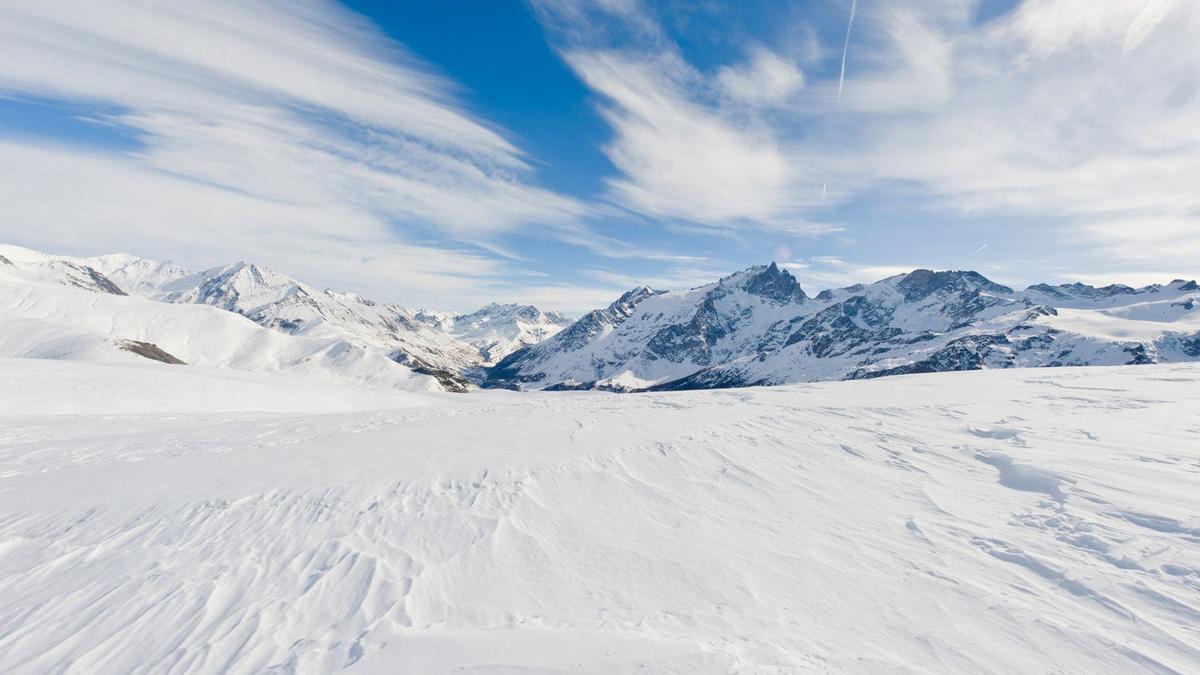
875, 1, 1196, 259
0, 0, 588, 309
567, 50, 803, 226
716, 46, 805, 106
0, 140, 510, 304
537, 0, 1200, 279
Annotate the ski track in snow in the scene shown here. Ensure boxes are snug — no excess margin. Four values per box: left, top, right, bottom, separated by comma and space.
0, 359, 1199, 673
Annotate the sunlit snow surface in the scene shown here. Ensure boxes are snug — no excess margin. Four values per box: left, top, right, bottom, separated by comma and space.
1, 359, 1198, 673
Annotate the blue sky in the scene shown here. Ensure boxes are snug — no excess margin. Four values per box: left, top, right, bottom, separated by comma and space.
0, 0, 1196, 312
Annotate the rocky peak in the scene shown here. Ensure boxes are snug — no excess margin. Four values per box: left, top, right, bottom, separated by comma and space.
737, 262, 806, 304
608, 286, 662, 317
897, 269, 1012, 301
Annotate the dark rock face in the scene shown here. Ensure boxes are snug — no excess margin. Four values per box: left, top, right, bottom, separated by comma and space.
645, 366, 763, 392
784, 296, 899, 358
1027, 282, 1136, 299
78, 266, 127, 296
849, 334, 1013, 379
116, 339, 185, 364
897, 270, 1012, 301
551, 310, 609, 352
740, 263, 807, 304
1179, 333, 1200, 357
1124, 344, 1154, 365
646, 297, 730, 365
391, 352, 473, 392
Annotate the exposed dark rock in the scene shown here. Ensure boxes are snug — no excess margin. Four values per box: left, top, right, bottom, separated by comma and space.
897, 270, 1011, 301
1124, 344, 1154, 365
391, 352, 473, 392
848, 334, 1013, 379
116, 339, 186, 364
740, 263, 806, 304
1179, 333, 1200, 357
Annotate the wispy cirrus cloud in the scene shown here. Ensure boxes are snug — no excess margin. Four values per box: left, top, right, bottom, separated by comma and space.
566, 49, 804, 226
532, 0, 821, 231
0, 0, 587, 309
534, 0, 1200, 282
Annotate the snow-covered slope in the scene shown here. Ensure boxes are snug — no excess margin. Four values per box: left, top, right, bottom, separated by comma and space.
0, 244, 128, 295
487, 264, 1200, 390
0, 257, 441, 392
1, 359, 1198, 672
2, 244, 571, 391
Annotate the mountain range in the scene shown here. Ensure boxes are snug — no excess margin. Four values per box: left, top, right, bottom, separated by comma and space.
486, 263, 1199, 391
2, 244, 1196, 392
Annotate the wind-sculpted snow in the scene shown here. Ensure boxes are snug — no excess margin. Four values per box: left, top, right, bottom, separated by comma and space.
490, 265, 1200, 391
1, 360, 1198, 672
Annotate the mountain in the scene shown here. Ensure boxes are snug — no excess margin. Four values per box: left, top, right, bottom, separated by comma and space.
415, 303, 573, 363
0, 249, 443, 393
7, 243, 1197, 393
34, 246, 570, 391
486, 264, 1200, 391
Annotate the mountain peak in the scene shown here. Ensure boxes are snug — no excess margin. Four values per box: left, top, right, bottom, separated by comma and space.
611, 286, 661, 311
896, 269, 1012, 301
742, 262, 806, 303
716, 263, 806, 304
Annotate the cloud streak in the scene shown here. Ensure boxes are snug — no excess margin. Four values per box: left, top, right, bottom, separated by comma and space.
0, 0, 587, 309
539, 0, 1200, 280
836, 0, 858, 103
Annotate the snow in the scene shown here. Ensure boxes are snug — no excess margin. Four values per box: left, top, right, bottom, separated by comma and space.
0, 263, 441, 393
1, 358, 1198, 673
0, 359, 440, 416
1, 244, 571, 386
1045, 304, 1200, 342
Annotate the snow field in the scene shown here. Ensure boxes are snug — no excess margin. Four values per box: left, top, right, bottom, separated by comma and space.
0, 361, 1198, 672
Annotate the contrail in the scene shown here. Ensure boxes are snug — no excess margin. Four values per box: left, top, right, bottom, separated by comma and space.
836, 0, 858, 103
821, 180, 828, 201
970, 244, 989, 256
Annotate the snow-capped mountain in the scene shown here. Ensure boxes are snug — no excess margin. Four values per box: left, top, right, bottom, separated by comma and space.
486, 263, 1200, 391
0, 249, 127, 296
7, 243, 1197, 393
1, 244, 571, 391
0, 248, 443, 393
415, 303, 573, 363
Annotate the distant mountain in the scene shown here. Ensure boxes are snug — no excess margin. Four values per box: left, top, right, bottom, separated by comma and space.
0, 247, 442, 392
1, 244, 571, 392
6, 243, 1197, 393
486, 263, 1200, 391
415, 303, 573, 364
83, 252, 570, 390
